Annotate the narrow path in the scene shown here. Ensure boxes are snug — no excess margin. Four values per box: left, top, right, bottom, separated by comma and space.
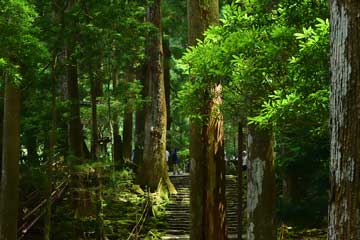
162, 174, 244, 239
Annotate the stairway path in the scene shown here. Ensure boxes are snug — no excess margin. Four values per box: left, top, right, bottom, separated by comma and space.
162, 174, 245, 239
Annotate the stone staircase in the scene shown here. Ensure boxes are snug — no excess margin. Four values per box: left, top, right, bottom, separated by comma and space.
162, 175, 190, 239
226, 175, 240, 239
162, 174, 245, 239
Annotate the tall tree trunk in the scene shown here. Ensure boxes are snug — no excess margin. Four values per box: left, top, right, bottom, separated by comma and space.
66, 40, 91, 230
122, 71, 134, 162
67, 45, 83, 163
328, 1, 360, 239
246, 124, 275, 240
0, 93, 3, 176
90, 71, 98, 162
112, 67, 123, 170
138, 0, 175, 193
188, 1, 226, 239
44, 2, 67, 236
237, 121, 244, 240
44, 51, 59, 240
122, 110, 132, 162
204, 84, 226, 239
163, 37, 171, 132
91, 69, 105, 240
0, 76, 21, 240
134, 65, 146, 171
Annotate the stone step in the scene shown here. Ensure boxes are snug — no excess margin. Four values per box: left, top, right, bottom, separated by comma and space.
162, 229, 188, 235
170, 195, 189, 199
167, 225, 190, 229
168, 202, 190, 205
166, 209, 189, 213
167, 221, 190, 224
171, 196, 190, 199
166, 227, 189, 231
167, 206, 190, 210
166, 208, 190, 211
161, 235, 190, 240
167, 225, 190, 228
166, 215, 190, 219
164, 175, 243, 238
167, 218, 190, 221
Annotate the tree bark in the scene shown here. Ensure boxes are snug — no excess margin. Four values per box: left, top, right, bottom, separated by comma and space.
67, 44, 83, 165
44, 51, 59, 240
122, 71, 134, 163
205, 84, 226, 239
66, 39, 92, 227
189, 117, 206, 239
187, 0, 219, 46
0, 76, 21, 240
122, 110, 132, 162
134, 65, 146, 171
188, 1, 226, 239
138, 0, 175, 193
44, 2, 67, 236
163, 37, 171, 132
90, 71, 99, 162
0, 93, 3, 176
90, 68, 106, 240
246, 124, 276, 240
112, 67, 123, 170
237, 122, 244, 240
328, 1, 360, 239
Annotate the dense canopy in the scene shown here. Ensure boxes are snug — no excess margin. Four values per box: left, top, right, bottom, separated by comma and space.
0, 0, 359, 239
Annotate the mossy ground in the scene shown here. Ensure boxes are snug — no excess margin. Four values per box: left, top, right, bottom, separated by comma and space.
49, 169, 168, 240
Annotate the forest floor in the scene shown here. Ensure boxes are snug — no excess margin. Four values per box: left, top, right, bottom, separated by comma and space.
26, 169, 327, 239
49, 169, 168, 240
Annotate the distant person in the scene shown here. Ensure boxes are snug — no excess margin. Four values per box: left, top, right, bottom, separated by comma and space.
172, 148, 179, 175
165, 149, 170, 171
242, 150, 247, 171
131, 149, 135, 162
165, 149, 170, 162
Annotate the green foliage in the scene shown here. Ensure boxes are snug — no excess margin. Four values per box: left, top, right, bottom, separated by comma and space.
151, 188, 169, 219
176, 26, 229, 121
0, 0, 48, 84
175, 0, 330, 227
162, 0, 187, 58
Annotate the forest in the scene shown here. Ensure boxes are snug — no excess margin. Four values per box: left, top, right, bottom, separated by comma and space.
0, 0, 358, 239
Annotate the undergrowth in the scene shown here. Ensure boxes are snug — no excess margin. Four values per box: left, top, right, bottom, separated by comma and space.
50, 167, 170, 240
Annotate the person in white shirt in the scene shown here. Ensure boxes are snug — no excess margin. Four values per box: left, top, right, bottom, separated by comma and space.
166, 149, 170, 162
